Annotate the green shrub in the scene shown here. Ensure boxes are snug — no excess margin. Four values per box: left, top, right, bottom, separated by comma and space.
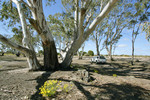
83, 52, 87, 55
38, 50, 44, 55
88, 50, 94, 56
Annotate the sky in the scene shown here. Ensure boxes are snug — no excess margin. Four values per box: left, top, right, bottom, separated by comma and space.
0, 0, 150, 55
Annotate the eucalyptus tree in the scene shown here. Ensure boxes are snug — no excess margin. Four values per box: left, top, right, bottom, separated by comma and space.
103, 2, 128, 61
0, 0, 41, 70
60, 0, 118, 67
90, 0, 110, 56
0, 0, 118, 70
126, 0, 150, 65
91, 22, 106, 56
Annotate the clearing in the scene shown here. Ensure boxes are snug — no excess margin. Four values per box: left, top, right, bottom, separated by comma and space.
0, 55, 150, 100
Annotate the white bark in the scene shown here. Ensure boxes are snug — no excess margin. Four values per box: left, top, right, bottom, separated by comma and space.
74, 0, 79, 40
27, 0, 59, 70
59, 41, 73, 62
12, 0, 41, 70
28, 0, 54, 43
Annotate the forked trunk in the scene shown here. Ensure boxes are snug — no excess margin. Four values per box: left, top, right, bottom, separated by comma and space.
43, 41, 59, 70
60, 52, 73, 69
28, 0, 59, 70
60, 42, 80, 68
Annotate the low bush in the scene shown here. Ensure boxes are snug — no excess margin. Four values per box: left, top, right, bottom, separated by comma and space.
39, 80, 73, 97
88, 50, 94, 56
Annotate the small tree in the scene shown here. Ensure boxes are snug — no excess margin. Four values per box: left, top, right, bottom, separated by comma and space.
88, 50, 94, 56
91, 23, 106, 56
104, 1, 128, 61
127, 0, 150, 65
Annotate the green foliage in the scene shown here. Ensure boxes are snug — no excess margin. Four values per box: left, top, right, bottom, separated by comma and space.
38, 50, 44, 55
88, 50, 94, 56
142, 22, 150, 41
11, 27, 23, 44
48, 12, 74, 48
0, 1, 40, 47
79, 51, 87, 56
0, 1, 20, 26
83, 52, 87, 56
39, 80, 73, 97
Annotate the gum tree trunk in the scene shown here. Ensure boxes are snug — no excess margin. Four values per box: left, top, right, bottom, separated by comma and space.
95, 34, 100, 56
60, 40, 84, 68
43, 41, 59, 70
131, 37, 134, 65
109, 44, 113, 61
28, 0, 59, 70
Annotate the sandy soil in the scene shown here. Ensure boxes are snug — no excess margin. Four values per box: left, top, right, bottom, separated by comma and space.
0, 55, 150, 100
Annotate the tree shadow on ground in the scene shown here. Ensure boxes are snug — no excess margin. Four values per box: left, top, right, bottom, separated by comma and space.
95, 83, 150, 100
72, 60, 150, 80
48, 78, 150, 100
29, 71, 53, 100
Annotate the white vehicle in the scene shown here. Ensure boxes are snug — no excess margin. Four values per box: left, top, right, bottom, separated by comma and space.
91, 56, 106, 64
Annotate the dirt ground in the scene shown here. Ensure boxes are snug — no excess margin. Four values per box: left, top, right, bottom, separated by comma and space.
0, 55, 150, 100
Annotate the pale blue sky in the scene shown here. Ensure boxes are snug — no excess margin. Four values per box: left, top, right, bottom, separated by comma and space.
0, 0, 150, 55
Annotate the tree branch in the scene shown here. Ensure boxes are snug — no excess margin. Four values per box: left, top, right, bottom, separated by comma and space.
0, 34, 30, 55
20, 0, 33, 11
74, 0, 79, 40
84, 0, 118, 39
84, 13, 92, 28
28, 18, 42, 34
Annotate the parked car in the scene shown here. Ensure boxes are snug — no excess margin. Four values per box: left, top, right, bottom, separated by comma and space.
91, 56, 106, 64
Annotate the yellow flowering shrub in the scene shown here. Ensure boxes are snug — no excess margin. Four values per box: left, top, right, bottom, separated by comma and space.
39, 80, 73, 97
113, 74, 117, 77
62, 84, 73, 93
